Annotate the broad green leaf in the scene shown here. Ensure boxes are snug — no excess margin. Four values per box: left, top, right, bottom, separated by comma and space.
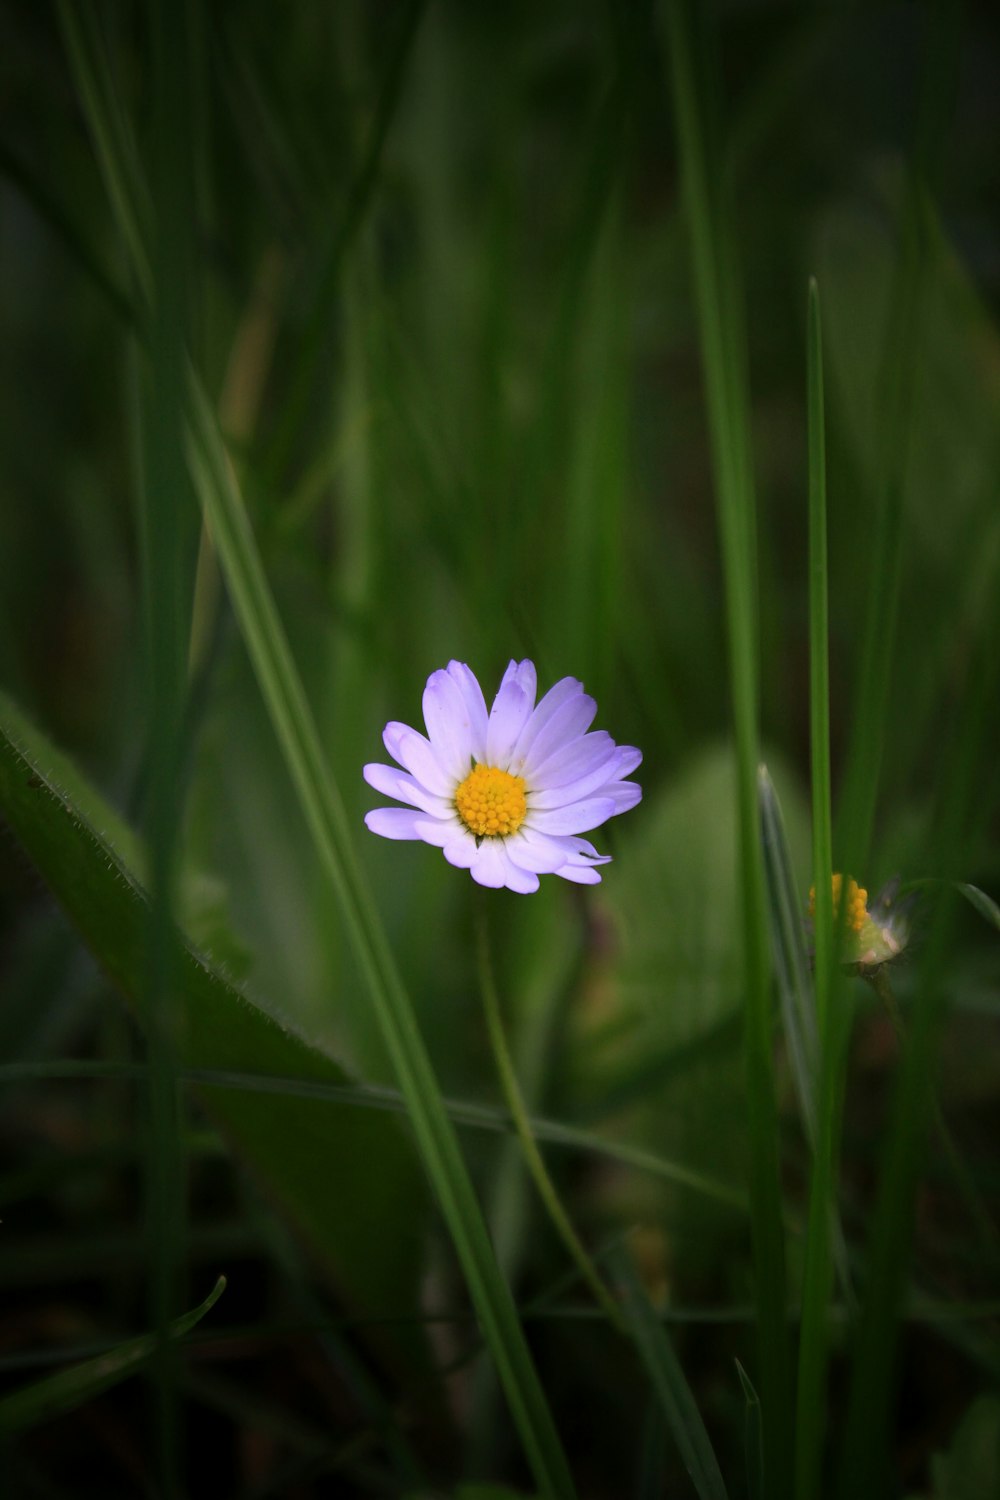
0, 691, 430, 1376
0, 1276, 225, 1432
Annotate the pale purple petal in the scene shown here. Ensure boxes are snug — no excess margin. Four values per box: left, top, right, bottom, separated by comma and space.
505, 828, 575, 874
468, 838, 508, 888
413, 815, 464, 847
443, 830, 478, 868
445, 661, 489, 763
555, 861, 604, 885
529, 747, 631, 810
486, 660, 537, 767
615, 746, 643, 779
501, 861, 541, 895
529, 731, 615, 790
599, 780, 642, 813
509, 676, 584, 771
383, 722, 453, 797
422, 669, 475, 781
527, 796, 617, 836
364, 808, 431, 841
560, 835, 611, 864
363, 762, 454, 817
519, 691, 598, 776
470, 838, 539, 893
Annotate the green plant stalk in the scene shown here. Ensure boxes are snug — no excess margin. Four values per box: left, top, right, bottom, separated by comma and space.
835, 0, 958, 878
475, 907, 624, 1334
663, 4, 790, 1485
185, 385, 577, 1499
138, 1, 196, 1489
794, 279, 840, 1500
55, 0, 152, 306
612, 1246, 729, 1500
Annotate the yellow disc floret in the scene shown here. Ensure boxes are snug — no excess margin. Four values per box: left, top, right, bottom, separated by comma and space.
808, 873, 868, 933
455, 763, 527, 839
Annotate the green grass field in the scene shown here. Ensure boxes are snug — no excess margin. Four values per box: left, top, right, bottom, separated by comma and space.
1, 3, 998, 1496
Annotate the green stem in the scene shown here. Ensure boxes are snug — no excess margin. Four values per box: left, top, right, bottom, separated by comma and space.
663, 5, 791, 1485
475, 906, 624, 1335
794, 278, 840, 1500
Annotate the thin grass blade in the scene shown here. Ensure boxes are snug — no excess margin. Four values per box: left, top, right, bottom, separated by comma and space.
612, 1245, 729, 1500
758, 765, 816, 1141
735, 1360, 763, 1500
662, 5, 791, 1485
0, 1277, 225, 1433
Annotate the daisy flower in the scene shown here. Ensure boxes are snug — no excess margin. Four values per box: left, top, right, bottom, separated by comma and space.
363, 659, 642, 893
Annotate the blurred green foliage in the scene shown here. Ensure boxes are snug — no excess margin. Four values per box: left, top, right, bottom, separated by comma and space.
1, 1, 998, 1495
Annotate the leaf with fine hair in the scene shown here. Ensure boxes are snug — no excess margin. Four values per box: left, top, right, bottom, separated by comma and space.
0, 690, 431, 1381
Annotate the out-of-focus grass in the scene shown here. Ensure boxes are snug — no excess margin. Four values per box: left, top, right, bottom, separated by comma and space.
1, 2, 998, 1495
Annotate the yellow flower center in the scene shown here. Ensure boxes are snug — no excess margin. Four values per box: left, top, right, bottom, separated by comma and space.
809, 873, 868, 933
455, 763, 527, 839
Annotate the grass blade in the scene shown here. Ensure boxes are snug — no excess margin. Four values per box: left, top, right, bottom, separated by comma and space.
55, 0, 152, 307
612, 1245, 729, 1500
758, 765, 816, 1142
0, 1057, 748, 1215
0, 1277, 225, 1433
735, 1360, 763, 1500
794, 278, 848, 1500
955, 882, 1000, 933
662, 5, 790, 1485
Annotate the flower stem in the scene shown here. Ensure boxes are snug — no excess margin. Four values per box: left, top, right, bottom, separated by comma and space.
475, 904, 624, 1334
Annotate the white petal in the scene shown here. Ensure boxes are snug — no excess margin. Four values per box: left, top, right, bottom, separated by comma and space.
505, 828, 576, 874
509, 676, 583, 769
501, 862, 540, 894
469, 839, 508, 888
527, 796, 617, 836
599, 780, 642, 812
486, 661, 536, 768
470, 838, 539, 893
560, 835, 611, 863
445, 661, 489, 763
383, 722, 454, 797
364, 808, 432, 841
615, 746, 643, 778
423, 670, 475, 780
413, 815, 464, 847
529, 731, 614, 789
519, 691, 597, 775
556, 862, 603, 885
443, 830, 478, 868
363, 762, 454, 817
529, 747, 629, 810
